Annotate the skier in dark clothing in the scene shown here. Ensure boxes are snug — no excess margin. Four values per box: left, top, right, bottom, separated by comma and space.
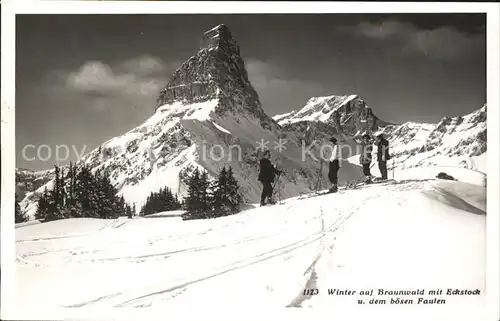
258, 150, 280, 206
375, 133, 390, 180
327, 137, 341, 193
358, 134, 373, 183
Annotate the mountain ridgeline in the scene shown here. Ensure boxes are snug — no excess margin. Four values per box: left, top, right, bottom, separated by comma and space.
16, 24, 487, 221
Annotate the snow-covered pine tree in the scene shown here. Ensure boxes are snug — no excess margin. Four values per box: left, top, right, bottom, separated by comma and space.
118, 195, 126, 217
106, 171, 117, 218
199, 170, 213, 218
94, 169, 105, 217
71, 162, 78, 209
125, 203, 132, 218
54, 165, 61, 210
226, 166, 243, 214
140, 186, 182, 216
59, 167, 67, 210
183, 168, 204, 219
96, 169, 118, 219
165, 188, 175, 210
67, 162, 74, 208
212, 166, 229, 217
35, 187, 50, 221
75, 165, 96, 217
44, 189, 60, 221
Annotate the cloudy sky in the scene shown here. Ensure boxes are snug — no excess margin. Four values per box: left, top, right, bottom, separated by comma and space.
16, 14, 486, 170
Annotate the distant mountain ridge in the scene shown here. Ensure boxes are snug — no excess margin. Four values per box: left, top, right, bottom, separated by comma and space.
275, 99, 487, 174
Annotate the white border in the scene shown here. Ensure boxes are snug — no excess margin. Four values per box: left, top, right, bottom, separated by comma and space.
1, 2, 499, 321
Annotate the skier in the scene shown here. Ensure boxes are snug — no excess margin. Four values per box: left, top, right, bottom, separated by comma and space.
375, 133, 390, 180
358, 133, 373, 183
327, 137, 341, 193
258, 150, 280, 206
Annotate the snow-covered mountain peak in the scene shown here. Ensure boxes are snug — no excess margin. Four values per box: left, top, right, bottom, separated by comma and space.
155, 25, 275, 131
276, 94, 390, 138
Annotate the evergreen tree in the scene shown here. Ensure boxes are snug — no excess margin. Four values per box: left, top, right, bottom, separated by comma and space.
183, 169, 214, 219
54, 165, 61, 209
139, 186, 181, 216
67, 162, 74, 208
212, 166, 229, 217
75, 165, 96, 217
184, 168, 203, 219
225, 166, 243, 214
199, 170, 213, 217
210, 166, 242, 217
35, 187, 50, 221
32, 163, 126, 222
59, 167, 67, 211
44, 189, 60, 221
70, 162, 78, 208
164, 187, 178, 211
15, 194, 27, 223
118, 195, 126, 216
94, 169, 118, 219
126, 203, 133, 218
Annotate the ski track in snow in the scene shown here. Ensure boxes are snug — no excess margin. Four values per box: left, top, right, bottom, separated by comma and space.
65, 207, 352, 308
15, 179, 486, 312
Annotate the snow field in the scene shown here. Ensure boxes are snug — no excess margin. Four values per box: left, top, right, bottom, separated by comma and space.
15, 178, 486, 319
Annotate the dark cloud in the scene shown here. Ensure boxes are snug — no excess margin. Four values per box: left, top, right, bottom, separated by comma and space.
346, 20, 485, 60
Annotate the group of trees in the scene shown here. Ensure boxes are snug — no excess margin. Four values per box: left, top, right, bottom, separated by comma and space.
35, 163, 134, 222
183, 166, 243, 220
140, 186, 182, 216
17, 163, 244, 224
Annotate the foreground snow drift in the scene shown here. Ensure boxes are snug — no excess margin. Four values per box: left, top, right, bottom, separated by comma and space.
15, 179, 486, 319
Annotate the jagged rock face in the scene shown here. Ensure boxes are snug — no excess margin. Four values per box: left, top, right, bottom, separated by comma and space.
276, 95, 487, 174
373, 104, 487, 172
277, 94, 389, 139
277, 95, 390, 148
156, 24, 276, 131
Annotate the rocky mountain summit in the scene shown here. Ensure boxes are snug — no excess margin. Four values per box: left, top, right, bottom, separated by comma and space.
156, 24, 277, 132
276, 94, 391, 140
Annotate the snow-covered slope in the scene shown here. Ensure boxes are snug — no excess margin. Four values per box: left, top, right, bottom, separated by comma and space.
15, 177, 486, 317
277, 99, 487, 177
